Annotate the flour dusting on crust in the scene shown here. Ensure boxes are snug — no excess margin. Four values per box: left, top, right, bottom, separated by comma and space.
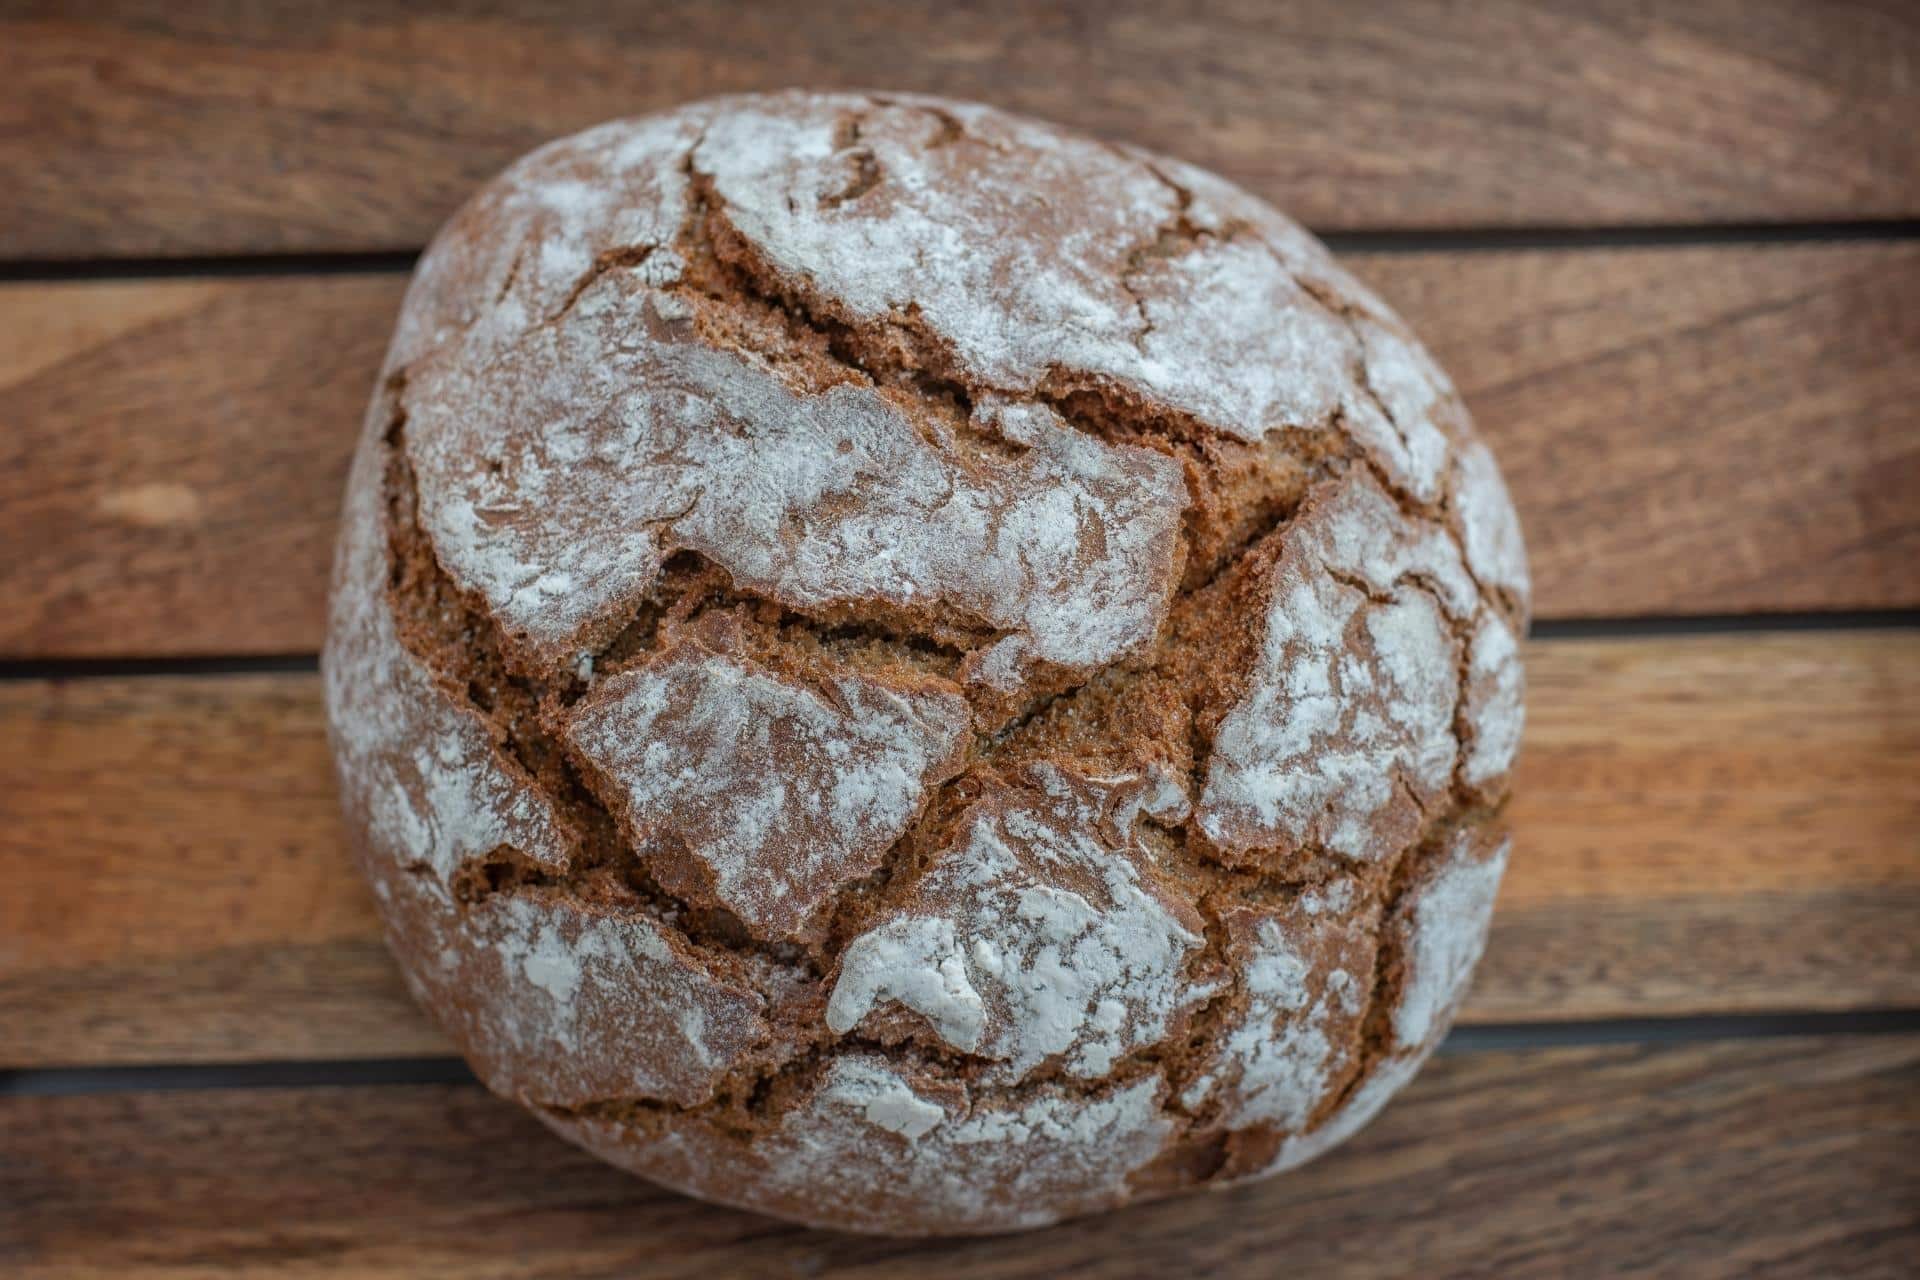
541, 1055, 1175, 1234
323, 402, 573, 886
1453, 439, 1533, 613
1197, 470, 1473, 860
388, 111, 709, 373
325, 90, 1532, 1237
695, 98, 1360, 442
1462, 612, 1525, 790
1255, 825, 1507, 1181
1180, 881, 1377, 1130
324, 393, 768, 1110
1263, 1051, 1427, 1177
767, 1057, 1174, 1232
456, 892, 770, 1107
566, 639, 971, 940
1394, 828, 1509, 1050
829, 764, 1212, 1080
405, 271, 1187, 681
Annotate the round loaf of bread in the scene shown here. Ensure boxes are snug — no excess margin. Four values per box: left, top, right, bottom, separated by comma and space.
325, 91, 1529, 1236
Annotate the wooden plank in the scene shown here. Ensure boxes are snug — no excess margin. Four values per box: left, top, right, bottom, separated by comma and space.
4, 1, 1918, 259
4, 1037, 1915, 1277
1368, 244, 1920, 619
5, 242, 1918, 661
2, 633, 1914, 1068
0, 275, 375, 658
0, 673, 437, 1064
1471, 632, 1920, 1022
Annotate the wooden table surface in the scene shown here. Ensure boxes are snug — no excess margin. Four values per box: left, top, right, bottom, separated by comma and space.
3, 3, 1917, 1275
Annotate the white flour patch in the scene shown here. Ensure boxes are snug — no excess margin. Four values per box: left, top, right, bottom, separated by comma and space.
1181, 885, 1375, 1131
829, 765, 1214, 1080
1205, 928, 1364, 1131
815, 1056, 950, 1140
1463, 612, 1525, 787
322, 397, 572, 889
567, 642, 970, 939
772, 1055, 1173, 1231
1344, 313, 1460, 506
1198, 472, 1468, 859
1265, 1052, 1427, 1177
405, 279, 1186, 683
1395, 832, 1509, 1050
466, 893, 769, 1108
388, 110, 709, 373
1453, 440, 1532, 613
695, 97, 1359, 442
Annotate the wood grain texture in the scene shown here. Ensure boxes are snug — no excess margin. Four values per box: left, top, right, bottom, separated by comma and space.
5, 1037, 1915, 1278
1473, 632, 1920, 1022
6, 242, 1918, 660
4, 1, 1918, 259
3, 633, 1914, 1068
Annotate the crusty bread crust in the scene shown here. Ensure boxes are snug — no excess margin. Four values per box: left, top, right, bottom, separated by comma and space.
323, 91, 1528, 1236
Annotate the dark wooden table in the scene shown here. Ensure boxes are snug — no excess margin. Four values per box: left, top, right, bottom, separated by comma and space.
3, 3, 1918, 1275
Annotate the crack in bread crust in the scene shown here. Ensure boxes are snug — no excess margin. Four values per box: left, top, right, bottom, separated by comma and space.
346, 93, 1526, 1226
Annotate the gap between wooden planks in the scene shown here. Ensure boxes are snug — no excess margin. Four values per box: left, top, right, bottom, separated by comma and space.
4, 240, 1918, 660
3, 1036, 1914, 1278
3, 1, 1917, 258
1, 631, 1914, 1069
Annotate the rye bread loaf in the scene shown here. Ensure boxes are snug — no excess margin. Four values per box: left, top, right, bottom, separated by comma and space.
324, 90, 1529, 1236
